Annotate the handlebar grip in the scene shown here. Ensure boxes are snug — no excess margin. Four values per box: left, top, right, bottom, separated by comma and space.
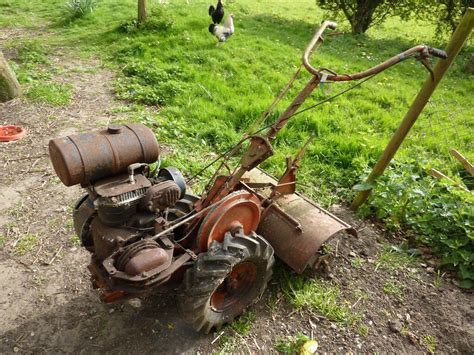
326, 21, 337, 30
428, 47, 448, 59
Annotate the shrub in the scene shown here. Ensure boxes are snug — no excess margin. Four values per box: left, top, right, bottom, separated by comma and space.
64, 0, 96, 19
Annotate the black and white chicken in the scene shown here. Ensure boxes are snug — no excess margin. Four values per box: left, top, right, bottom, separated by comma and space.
208, 14, 234, 42
208, 0, 224, 24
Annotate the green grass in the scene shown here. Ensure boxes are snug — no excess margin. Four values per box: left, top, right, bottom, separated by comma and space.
280, 271, 359, 325
15, 233, 38, 255
422, 334, 438, 353
26, 82, 72, 106
382, 280, 405, 299
230, 311, 255, 336
376, 245, 417, 272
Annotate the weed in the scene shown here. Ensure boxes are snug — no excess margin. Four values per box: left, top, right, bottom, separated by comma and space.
357, 324, 369, 337
230, 311, 255, 336
422, 335, 437, 353
8, 202, 26, 220
70, 234, 80, 245
382, 280, 404, 299
400, 325, 410, 336
65, 218, 74, 229
433, 270, 444, 288
26, 83, 72, 106
15, 233, 38, 255
64, 0, 96, 20
0, 235, 5, 248
351, 257, 365, 269
274, 333, 310, 354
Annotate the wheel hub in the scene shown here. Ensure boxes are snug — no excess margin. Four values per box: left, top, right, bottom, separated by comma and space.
210, 261, 257, 312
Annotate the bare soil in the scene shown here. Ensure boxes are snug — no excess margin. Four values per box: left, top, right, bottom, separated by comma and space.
0, 39, 472, 354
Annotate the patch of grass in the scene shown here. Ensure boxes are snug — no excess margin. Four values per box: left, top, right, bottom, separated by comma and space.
280, 271, 359, 325
15, 233, 38, 255
357, 324, 369, 337
26, 83, 72, 106
274, 333, 310, 354
230, 311, 255, 336
217, 335, 241, 354
382, 280, 404, 299
400, 325, 410, 336
422, 335, 437, 354
0, 235, 5, 248
70, 234, 80, 245
376, 245, 417, 272
351, 257, 365, 269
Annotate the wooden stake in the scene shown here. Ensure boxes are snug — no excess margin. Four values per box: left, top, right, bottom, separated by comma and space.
450, 149, 474, 176
429, 168, 470, 193
351, 8, 474, 210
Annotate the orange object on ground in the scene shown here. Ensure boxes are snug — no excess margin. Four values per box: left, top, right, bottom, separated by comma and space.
0, 125, 26, 142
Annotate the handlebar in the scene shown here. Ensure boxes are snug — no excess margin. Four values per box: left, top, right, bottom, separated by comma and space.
302, 20, 337, 76
302, 21, 448, 81
428, 47, 448, 59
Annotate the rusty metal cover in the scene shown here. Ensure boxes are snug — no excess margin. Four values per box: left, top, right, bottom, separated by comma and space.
243, 168, 357, 274
49, 124, 159, 187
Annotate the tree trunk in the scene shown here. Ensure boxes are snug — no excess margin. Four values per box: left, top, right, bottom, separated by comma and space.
138, 0, 147, 24
0, 51, 20, 103
351, 0, 384, 34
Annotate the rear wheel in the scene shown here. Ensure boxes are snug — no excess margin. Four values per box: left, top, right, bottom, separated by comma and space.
178, 231, 274, 333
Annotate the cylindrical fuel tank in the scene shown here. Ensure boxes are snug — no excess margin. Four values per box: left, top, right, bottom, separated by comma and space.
49, 124, 159, 186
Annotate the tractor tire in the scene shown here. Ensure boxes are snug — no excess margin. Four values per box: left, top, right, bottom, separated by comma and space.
178, 232, 274, 333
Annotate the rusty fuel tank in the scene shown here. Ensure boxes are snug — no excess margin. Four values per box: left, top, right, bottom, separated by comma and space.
49, 124, 159, 186
243, 168, 357, 274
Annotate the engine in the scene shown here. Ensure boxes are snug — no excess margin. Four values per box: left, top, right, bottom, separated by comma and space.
49, 124, 195, 300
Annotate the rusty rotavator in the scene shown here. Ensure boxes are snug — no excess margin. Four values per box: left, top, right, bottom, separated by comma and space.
49, 21, 447, 333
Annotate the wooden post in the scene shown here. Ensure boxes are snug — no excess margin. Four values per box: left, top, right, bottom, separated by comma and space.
0, 51, 20, 102
350, 8, 474, 211
138, 0, 147, 24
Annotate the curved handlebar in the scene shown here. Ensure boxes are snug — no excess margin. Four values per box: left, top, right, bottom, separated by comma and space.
303, 21, 448, 81
302, 20, 337, 76
325, 45, 448, 81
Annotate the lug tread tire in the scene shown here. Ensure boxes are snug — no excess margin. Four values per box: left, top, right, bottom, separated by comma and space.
178, 232, 274, 333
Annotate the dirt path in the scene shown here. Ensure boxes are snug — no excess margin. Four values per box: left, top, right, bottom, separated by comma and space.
0, 39, 473, 353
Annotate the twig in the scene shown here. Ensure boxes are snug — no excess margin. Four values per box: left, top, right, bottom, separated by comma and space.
253, 338, 261, 351
46, 245, 63, 265
351, 296, 363, 309
211, 330, 224, 345
32, 243, 43, 264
